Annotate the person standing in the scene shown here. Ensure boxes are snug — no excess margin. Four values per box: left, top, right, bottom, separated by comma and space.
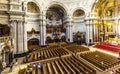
0, 68, 2, 74
15, 59, 18, 66
0, 60, 3, 74
2, 61, 6, 69
9, 62, 13, 72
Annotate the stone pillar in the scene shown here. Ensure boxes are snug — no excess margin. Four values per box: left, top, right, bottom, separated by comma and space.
85, 19, 93, 45
23, 21, 28, 52
10, 21, 14, 46
13, 20, 17, 54
69, 25, 73, 42
89, 20, 93, 43
66, 25, 69, 42
118, 21, 120, 35
12, 20, 26, 54
41, 12, 46, 45
39, 24, 43, 45
114, 0, 119, 35
39, 15, 42, 45
43, 24, 46, 45
66, 16, 73, 43
86, 20, 90, 45
17, 21, 24, 54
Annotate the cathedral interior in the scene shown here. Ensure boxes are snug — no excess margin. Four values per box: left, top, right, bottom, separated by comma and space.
0, 0, 120, 74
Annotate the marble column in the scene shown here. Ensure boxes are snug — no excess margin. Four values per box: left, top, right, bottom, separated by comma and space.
118, 21, 120, 35
23, 21, 28, 52
89, 20, 93, 43
12, 20, 17, 54
66, 16, 73, 43
10, 19, 27, 54
85, 20, 90, 45
43, 24, 46, 45
39, 24, 43, 45
39, 15, 43, 45
114, 0, 119, 35
12, 20, 26, 54
17, 21, 24, 53
42, 13, 46, 45
69, 25, 73, 42
66, 25, 69, 42
10, 20, 14, 46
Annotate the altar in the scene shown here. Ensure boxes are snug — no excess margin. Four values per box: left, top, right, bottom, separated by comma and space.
94, 36, 120, 53
106, 36, 120, 45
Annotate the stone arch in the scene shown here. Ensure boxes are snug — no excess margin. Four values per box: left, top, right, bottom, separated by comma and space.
72, 9, 85, 17
61, 35, 66, 42
26, 0, 41, 13
27, 37, 39, 41
46, 36, 53, 44
1, 46, 11, 65
27, 38, 39, 46
45, 2, 68, 43
2, 46, 10, 53
44, 1, 68, 16
71, 8, 86, 44
71, 7, 88, 17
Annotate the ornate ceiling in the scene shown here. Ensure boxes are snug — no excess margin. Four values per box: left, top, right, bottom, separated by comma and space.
29, 0, 96, 17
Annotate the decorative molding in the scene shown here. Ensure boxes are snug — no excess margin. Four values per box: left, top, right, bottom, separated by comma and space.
0, 4, 8, 11
7, 11, 24, 15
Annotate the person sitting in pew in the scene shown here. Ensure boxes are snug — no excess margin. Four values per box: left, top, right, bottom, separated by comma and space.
110, 70, 115, 74
33, 63, 37, 69
38, 63, 42, 70
33, 63, 37, 74
38, 54, 41, 59
26, 68, 31, 74
100, 61, 104, 65
95, 55, 100, 58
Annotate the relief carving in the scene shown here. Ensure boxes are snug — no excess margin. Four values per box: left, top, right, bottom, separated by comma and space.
0, 4, 7, 10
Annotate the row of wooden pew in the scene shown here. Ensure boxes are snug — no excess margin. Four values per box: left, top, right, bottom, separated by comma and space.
19, 56, 96, 74
28, 45, 41, 51
58, 42, 68, 47
80, 51, 120, 71
28, 46, 69, 62
65, 44, 89, 53
114, 67, 120, 74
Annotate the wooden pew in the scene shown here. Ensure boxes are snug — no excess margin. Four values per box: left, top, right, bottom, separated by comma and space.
58, 59, 70, 74
62, 58, 76, 74
55, 60, 65, 74
43, 63, 49, 74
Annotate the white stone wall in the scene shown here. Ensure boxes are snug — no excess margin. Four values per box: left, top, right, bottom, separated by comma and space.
74, 22, 86, 33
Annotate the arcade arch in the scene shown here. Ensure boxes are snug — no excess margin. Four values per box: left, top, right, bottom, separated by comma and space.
46, 4, 67, 43
72, 9, 86, 44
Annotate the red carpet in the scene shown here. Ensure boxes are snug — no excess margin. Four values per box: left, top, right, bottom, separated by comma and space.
94, 42, 120, 54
